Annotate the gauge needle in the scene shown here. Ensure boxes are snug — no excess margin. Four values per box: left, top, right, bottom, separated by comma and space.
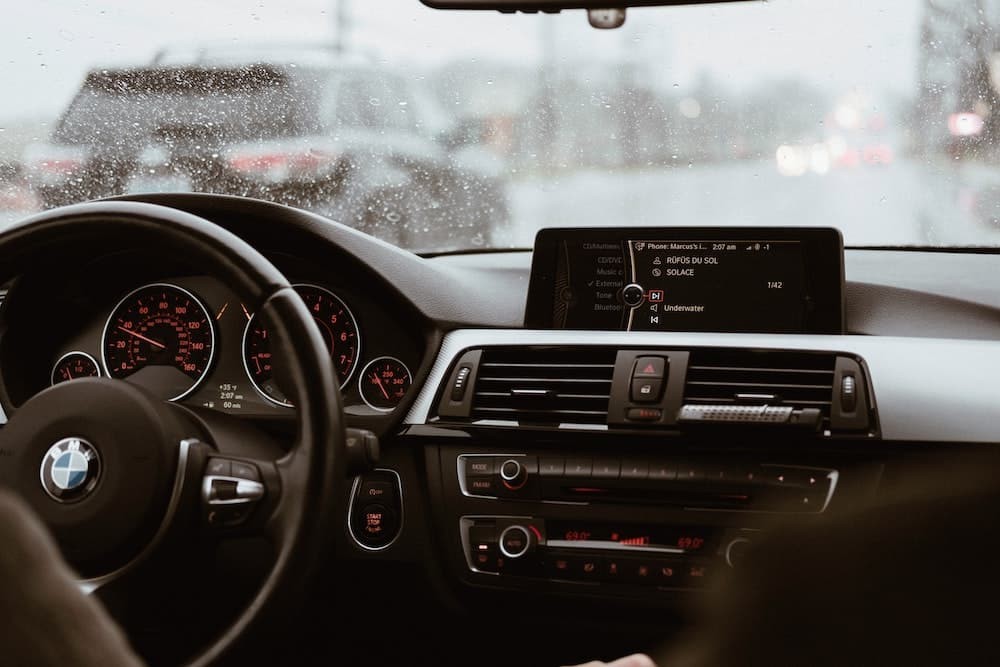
372, 373, 390, 400
116, 326, 166, 349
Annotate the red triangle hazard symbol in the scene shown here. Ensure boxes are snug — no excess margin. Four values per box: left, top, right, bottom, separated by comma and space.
643, 363, 656, 374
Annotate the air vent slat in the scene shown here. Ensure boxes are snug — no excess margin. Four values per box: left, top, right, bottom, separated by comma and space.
469, 346, 616, 425
684, 349, 836, 424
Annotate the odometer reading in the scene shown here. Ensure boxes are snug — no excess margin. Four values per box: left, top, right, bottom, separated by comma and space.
243, 284, 360, 407
102, 283, 215, 401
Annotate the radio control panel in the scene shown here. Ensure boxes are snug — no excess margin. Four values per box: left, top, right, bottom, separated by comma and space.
458, 453, 838, 513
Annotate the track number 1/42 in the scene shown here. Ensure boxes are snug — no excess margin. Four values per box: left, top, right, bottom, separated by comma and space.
767, 281, 783, 289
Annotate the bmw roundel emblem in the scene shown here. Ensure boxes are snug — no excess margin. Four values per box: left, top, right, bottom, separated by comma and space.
40, 437, 101, 502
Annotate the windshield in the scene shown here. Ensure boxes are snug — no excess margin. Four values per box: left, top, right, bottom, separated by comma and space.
0, 1, 996, 251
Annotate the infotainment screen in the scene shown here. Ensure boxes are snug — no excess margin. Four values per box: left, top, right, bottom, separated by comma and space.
525, 227, 844, 333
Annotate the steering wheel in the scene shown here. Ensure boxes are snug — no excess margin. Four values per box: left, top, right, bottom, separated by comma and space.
0, 201, 344, 665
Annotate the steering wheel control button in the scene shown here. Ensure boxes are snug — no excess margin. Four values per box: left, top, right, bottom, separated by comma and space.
230, 460, 260, 481
499, 525, 532, 559
633, 356, 666, 378
206, 458, 231, 477
349, 469, 403, 550
621, 283, 645, 308
40, 437, 102, 503
202, 459, 267, 529
631, 378, 663, 402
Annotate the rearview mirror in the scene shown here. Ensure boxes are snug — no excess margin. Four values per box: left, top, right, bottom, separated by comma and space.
420, 0, 751, 29
420, 0, 749, 9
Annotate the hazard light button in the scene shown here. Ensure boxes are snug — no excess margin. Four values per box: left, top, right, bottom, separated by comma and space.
633, 356, 666, 379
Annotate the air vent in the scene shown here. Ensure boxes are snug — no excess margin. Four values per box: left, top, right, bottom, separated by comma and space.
471, 347, 616, 425
683, 349, 836, 421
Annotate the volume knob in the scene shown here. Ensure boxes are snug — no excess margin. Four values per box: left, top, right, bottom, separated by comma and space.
499, 458, 527, 490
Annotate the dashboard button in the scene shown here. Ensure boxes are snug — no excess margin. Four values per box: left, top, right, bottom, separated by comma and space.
633, 356, 666, 378
592, 459, 620, 480
676, 464, 704, 482
499, 525, 532, 559
631, 378, 663, 402
466, 476, 497, 495
621, 460, 649, 480
539, 458, 565, 477
624, 559, 657, 584
466, 457, 494, 476
626, 407, 663, 422
357, 503, 398, 547
655, 561, 682, 585
648, 462, 678, 481
685, 563, 710, 585
564, 459, 593, 478
573, 555, 604, 581
360, 480, 394, 502
546, 553, 573, 579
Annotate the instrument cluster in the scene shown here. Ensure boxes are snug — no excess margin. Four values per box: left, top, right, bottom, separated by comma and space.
20, 273, 418, 419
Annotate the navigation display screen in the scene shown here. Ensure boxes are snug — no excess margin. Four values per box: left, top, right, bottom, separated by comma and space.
525, 228, 844, 333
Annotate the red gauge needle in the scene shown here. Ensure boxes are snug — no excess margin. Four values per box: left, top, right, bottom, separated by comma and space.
116, 326, 166, 349
372, 373, 390, 400
65, 368, 72, 380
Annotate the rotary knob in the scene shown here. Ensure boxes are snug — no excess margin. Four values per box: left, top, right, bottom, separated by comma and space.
499, 458, 528, 490
499, 525, 533, 559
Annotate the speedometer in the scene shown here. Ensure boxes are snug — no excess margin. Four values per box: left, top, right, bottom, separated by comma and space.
102, 283, 215, 401
242, 284, 360, 407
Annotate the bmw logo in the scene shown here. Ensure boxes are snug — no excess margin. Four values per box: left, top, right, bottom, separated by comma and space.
40, 437, 101, 502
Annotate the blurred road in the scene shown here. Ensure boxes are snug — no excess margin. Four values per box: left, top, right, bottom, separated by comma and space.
7, 157, 1000, 248
507, 158, 1000, 248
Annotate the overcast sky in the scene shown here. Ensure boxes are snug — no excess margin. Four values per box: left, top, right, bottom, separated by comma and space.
1, 0, 921, 124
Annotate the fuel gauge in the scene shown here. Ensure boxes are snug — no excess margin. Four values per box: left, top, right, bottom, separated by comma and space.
51, 351, 101, 385
359, 356, 412, 412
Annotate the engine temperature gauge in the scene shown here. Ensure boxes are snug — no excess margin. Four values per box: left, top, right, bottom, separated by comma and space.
51, 351, 101, 385
359, 356, 412, 412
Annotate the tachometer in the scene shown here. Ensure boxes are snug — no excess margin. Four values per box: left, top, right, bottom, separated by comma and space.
243, 284, 360, 407
102, 283, 215, 401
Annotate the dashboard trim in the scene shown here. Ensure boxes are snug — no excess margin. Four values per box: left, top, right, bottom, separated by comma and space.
407, 329, 1000, 443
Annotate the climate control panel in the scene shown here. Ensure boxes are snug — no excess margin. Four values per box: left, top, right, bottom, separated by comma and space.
461, 516, 750, 590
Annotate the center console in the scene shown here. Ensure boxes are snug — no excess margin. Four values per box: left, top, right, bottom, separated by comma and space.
404, 227, 883, 605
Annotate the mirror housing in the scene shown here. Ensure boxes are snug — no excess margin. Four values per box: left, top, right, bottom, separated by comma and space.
420, 0, 750, 9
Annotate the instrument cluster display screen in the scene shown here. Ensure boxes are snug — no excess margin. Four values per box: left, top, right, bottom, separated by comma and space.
525, 227, 844, 334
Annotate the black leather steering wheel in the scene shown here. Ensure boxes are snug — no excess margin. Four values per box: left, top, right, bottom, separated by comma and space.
0, 201, 344, 665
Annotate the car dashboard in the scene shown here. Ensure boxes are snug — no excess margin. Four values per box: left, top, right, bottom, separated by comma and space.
3, 192, 1000, 665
